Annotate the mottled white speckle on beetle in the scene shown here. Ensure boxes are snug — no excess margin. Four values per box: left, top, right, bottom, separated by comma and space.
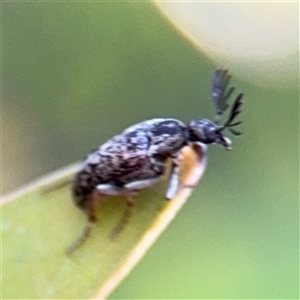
67, 69, 244, 254
84, 152, 101, 165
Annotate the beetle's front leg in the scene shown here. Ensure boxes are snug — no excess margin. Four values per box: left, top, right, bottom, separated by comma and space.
166, 152, 182, 200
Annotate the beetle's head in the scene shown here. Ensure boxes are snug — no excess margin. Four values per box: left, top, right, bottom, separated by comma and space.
188, 92, 244, 150
188, 119, 232, 150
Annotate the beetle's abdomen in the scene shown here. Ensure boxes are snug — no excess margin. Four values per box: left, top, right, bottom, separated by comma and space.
72, 128, 151, 208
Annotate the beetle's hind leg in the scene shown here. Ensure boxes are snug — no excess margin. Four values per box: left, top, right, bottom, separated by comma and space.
66, 193, 100, 255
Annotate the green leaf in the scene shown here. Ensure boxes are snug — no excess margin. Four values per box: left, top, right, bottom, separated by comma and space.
2, 144, 206, 299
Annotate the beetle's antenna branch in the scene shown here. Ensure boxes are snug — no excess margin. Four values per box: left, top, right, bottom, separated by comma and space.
211, 68, 236, 124
211, 68, 244, 135
218, 93, 244, 136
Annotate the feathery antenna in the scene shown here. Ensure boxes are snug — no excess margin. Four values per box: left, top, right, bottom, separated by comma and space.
211, 68, 244, 135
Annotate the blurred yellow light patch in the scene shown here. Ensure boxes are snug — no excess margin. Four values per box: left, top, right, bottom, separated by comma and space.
154, 1, 298, 87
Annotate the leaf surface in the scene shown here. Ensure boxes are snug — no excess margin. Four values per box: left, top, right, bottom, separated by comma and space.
2, 144, 206, 299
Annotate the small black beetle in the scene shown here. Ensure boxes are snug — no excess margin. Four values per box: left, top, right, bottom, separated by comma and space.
67, 69, 244, 254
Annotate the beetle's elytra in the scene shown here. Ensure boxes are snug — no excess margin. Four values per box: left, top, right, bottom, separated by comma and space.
67, 68, 244, 254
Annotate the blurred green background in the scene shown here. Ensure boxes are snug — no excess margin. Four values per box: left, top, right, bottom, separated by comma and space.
3, 1, 299, 299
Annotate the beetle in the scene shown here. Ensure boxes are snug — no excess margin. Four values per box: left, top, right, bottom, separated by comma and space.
67, 68, 244, 254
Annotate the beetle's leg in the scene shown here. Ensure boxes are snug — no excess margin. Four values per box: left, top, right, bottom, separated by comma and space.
110, 177, 162, 239
96, 183, 124, 195
110, 193, 135, 240
66, 193, 100, 255
95, 182, 137, 239
123, 176, 162, 191
166, 153, 182, 200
